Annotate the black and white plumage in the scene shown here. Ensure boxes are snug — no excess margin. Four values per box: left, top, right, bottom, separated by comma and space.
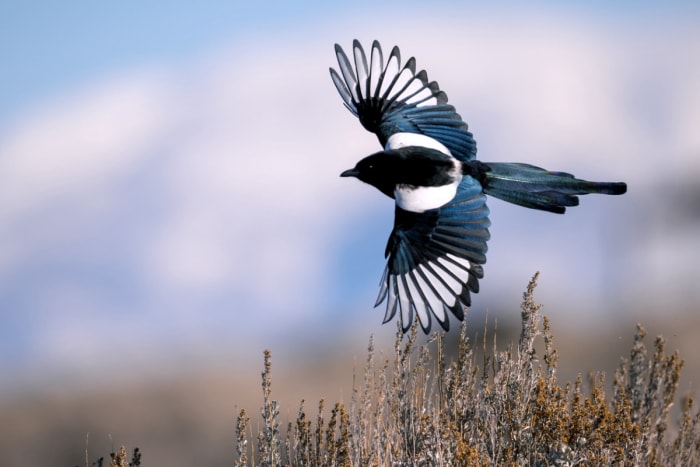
332, 40, 627, 333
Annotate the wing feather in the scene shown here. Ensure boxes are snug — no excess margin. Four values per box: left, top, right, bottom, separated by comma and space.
330, 40, 477, 161
377, 176, 490, 333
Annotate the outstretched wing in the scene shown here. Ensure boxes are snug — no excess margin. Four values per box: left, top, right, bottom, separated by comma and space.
330, 40, 477, 162
376, 176, 490, 333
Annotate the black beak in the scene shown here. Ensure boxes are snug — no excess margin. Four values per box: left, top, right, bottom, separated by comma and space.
340, 168, 359, 178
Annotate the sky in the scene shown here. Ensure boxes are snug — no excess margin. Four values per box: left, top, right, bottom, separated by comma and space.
1, 1, 700, 396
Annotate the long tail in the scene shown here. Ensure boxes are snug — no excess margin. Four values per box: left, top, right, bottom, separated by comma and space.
481, 162, 627, 214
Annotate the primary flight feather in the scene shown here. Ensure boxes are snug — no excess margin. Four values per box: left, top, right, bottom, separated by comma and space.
332, 40, 627, 334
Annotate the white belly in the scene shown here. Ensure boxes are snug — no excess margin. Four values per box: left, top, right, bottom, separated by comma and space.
386, 132, 461, 212
394, 182, 459, 212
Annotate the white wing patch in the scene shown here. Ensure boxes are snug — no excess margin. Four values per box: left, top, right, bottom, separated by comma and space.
380, 253, 474, 331
437, 255, 471, 279
397, 276, 413, 329
417, 264, 456, 307
446, 254, 472, 271
386, 132, 453, 155
411, 269, 445, 324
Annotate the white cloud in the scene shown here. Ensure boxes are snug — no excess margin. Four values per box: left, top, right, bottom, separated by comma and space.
0, 71, 178, 215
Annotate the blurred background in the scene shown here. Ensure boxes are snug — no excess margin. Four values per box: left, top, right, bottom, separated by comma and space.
1, 1, 699, 465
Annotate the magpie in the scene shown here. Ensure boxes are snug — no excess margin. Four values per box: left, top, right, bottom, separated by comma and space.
332, 40, 627, 334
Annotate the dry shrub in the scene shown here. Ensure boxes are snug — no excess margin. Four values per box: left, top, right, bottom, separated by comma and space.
238, 273, 700, 466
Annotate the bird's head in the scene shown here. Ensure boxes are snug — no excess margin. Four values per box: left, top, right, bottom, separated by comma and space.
341, 147, 458, 200
340, 151, 401, 199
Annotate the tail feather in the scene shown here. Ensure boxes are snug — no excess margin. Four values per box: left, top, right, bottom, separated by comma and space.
481, 162, 627, 214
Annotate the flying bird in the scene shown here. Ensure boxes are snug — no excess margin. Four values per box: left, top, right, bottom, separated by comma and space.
331, 40, 627, 334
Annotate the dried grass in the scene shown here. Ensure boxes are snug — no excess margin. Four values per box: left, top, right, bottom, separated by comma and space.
237, 273, 699, 466
80, 273, 700, 466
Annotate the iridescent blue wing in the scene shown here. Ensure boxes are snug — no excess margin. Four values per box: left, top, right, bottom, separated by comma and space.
330, 40, 477, 162
376, 176, 490, 333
